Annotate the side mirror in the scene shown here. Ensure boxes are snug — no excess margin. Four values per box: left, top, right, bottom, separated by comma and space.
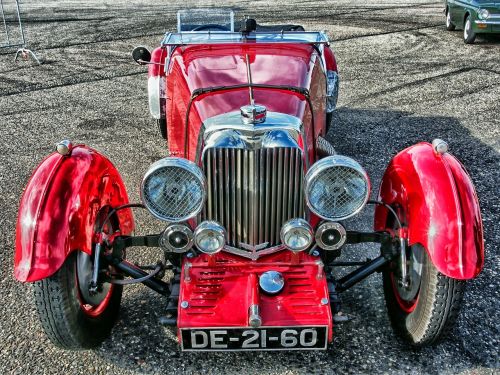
132, 46, 151, 65
241, 18, 257, 33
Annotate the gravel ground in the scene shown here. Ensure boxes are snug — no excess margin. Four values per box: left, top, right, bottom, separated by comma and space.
0, 1, 499, 374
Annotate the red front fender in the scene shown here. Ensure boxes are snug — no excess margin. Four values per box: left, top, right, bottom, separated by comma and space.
374, 142, 484, 279
15, 145, 134, 282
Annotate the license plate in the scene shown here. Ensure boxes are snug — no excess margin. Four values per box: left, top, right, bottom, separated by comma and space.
180, 326, 328, 351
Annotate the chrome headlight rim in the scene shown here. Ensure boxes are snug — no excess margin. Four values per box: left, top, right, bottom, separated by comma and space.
280, 218, 314, 252
140, 157, 207, 222
304, 155, 370, 221
194, 221, 226, 255
478, 8, 490, 19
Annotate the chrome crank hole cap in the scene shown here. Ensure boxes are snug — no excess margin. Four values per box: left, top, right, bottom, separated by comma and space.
259, 271, 285, 294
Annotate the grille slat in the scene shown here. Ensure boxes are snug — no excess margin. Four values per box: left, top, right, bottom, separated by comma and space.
203, 147, 303, 250
264, 149, 271, 243
258, 149, 265, 244
242, 150, 248, 244
224, 149, 230, 237
275, 150, 284, 243
231, 148, 236, 245
218, 149, 224, 223
270, 152, 278, 245
212, 150, 218, 221
236, 149, 242, 242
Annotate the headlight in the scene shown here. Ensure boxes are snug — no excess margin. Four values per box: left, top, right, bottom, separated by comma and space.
280, 218, 313, 252
478, 9, 490, 19
141, 157, 206, 222
304, 155, 370, 221
194, 221, 226, 254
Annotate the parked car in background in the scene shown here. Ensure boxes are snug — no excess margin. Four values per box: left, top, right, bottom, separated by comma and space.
445, 0, 500, 43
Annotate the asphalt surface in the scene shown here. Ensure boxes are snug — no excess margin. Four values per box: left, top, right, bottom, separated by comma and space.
0, 1, 499, 374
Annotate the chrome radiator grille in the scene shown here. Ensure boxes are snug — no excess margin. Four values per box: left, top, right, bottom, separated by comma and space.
202, 147, 304, 249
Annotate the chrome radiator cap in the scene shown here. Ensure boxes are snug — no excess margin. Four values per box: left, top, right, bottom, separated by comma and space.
240, 104, 267, 124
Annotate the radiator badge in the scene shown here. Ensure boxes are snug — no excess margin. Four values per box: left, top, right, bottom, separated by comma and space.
239, 242, 269, 252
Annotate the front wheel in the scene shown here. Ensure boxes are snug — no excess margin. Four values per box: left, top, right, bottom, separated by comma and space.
383, 244, 465, 346
33, 252, 122, 349
464, 16, 476, 44
445, 9, 456, 31
33, 208, 122, 349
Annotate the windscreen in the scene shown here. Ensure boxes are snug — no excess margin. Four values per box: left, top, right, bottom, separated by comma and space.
177, 9, 235, 32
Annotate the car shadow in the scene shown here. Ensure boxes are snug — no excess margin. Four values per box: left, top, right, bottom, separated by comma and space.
96, 107, 499, 373
449, 30, 500, 45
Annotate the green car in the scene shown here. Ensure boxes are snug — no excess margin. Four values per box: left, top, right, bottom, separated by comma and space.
445, 0, 500, 43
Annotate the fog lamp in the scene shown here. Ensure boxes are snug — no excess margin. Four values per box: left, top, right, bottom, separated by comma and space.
315, 222, 347, 250
194, 221, 226, 255
280, 218, 313, 252
159, 224, 193, 253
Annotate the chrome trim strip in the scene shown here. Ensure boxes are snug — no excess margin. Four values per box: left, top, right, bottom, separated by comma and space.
475, 19, 500, 25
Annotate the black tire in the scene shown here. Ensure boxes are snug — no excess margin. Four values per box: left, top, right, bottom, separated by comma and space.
33, 253, 122, 349
383, 246, 465, 346
157, 118, 167, 140
463, 15, 476, 44
445, 9, 456, 31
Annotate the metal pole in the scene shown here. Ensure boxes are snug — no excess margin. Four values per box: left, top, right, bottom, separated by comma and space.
0, 0, 41, 64
0, 0, 10, 45
14, 0, 25, 45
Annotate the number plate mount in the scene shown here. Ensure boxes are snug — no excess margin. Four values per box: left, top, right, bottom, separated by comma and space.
180, 326, 328, 351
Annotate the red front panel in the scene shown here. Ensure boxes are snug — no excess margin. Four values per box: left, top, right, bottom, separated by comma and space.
177, 251, 333, 342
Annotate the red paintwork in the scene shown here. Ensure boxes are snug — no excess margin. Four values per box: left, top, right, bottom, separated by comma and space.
148, 47, 167, 77
164, 43, 328, 164
323, 46, 338, 72
178, 251, 333, 342
78, 284, 115, 317
14, 146, 134, 282
374, 142, 484, 279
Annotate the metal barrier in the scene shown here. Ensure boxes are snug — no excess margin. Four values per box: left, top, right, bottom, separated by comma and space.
1, 0, 40, 64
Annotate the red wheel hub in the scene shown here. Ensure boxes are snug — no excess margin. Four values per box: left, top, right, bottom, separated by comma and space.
390, 272, 418, 313
79, 284, 114, 317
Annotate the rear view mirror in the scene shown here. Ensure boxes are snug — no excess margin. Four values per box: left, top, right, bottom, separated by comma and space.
132, 46, 151, 65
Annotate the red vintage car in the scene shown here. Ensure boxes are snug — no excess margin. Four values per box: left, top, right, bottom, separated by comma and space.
14, 10, 484, 351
